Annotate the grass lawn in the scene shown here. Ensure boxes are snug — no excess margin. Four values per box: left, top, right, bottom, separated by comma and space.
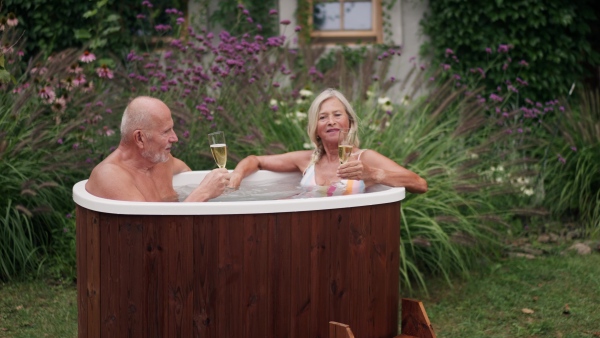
408, 252, 600, 337
0, 253, 599, 338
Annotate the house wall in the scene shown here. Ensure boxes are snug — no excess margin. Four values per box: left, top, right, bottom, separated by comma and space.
187, 0, 429, 102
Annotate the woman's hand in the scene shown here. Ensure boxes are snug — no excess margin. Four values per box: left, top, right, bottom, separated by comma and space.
228, 171, 243, 189
337, 160, 381, 182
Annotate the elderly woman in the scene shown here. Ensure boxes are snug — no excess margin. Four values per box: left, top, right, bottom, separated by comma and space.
229, 88, 427, 194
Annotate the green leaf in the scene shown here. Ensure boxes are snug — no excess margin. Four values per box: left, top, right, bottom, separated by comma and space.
73, 29, 92, 40
101, 26, 121, 36
105, 14, 120, 22
83, 9, 97, 18
89, 38, 107, 49
0, 54, 4, 68
96, 58, 115, 68
97, 0, 109, 8
0, 69, 11, 84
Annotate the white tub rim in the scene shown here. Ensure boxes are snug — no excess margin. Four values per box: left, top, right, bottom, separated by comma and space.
72, 170, 405, 215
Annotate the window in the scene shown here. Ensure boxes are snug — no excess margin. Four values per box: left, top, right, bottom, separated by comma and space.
310, 0, 382, 44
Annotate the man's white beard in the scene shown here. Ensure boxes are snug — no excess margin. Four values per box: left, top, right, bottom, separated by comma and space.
142, 148, 169, 163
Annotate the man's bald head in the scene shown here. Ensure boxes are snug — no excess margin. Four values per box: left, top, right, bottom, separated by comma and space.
120, 96, 169, 143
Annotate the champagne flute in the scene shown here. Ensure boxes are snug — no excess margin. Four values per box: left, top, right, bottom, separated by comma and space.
208, 131, 227, 169
338, 128, 355, 164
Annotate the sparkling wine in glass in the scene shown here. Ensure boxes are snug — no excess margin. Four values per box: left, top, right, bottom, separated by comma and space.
208, 131, 227, 169
338, 129, 355, 164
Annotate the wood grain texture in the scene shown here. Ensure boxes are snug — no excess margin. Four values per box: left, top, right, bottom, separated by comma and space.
76, 201, 401, 338
401, 298, 437, 338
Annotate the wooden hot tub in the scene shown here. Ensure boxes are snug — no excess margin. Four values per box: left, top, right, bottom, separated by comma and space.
73, 170, 405, 338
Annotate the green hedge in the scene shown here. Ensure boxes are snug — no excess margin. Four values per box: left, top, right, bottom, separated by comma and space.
420, 0, 600, 101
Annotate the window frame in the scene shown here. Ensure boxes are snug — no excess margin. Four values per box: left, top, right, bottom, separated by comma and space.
308, 0, 383, 44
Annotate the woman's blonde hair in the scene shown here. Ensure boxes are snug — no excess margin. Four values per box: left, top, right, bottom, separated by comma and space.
306, 88, 360, 164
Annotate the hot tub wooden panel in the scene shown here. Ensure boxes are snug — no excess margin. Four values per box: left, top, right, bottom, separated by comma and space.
76, 202, 401, 338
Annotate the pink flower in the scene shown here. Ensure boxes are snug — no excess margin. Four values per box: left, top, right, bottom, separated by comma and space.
7, 13, 18, 27
38, 87, 56, 102
280, 19, 291, 25
294, 25, 302, 32
96, 65, 114, 79
269, 9, 278, 15
80, 51, 96, 63
73, 74, 87, 86
68, 63, 83, 74
51, 97, 67, 113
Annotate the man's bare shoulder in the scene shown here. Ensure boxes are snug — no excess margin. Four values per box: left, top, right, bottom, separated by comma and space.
86, 161, 144, 201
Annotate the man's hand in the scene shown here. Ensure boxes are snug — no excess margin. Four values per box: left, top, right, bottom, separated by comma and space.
184, 168, 231, 202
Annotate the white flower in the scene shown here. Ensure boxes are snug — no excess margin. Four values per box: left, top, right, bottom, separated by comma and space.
400, 96, 410, 106
495, 177, 503, 183
299, 89, 313, 97
296, 98, 305, 105
469, 152, 479, 159
295, 111, 307, 120
522, 188, 534, 196
382, 103, 393, 112
366, 90, 375, 98
496, 165, 504, 172
269, 99, 278, 106
274, 119, 282, 125
377, 97, 391, 106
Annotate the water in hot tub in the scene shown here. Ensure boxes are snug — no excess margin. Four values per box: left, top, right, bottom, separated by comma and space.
176, 177, 375, 202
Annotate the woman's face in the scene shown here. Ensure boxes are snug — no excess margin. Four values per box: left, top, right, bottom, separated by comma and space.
316, 97, 350, 145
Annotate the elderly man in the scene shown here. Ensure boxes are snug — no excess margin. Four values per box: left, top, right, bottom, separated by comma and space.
86, 96, 230, 202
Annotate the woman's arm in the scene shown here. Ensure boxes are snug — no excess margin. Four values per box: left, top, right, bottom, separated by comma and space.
337, 150, 428, 193
229, 151, 312, 188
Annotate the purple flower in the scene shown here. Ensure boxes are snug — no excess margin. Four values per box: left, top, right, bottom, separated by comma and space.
176, 17, 185, 25
273, 82, 280, 88
294, 25, 302, 32
445, 48, 454, 56
559, 106, 565, 111
136, 14, 146, 19
571, 146, 577, 152
269, 9, 278, 15
390, 76, 396, 83
183, 130, 190, 138
489, 93, 503, 102
247, 17, 253, 23
517, 128, 523, 133
498, 44, 509, 53
57, 138, 64, 144
485, 47, 492, 54
270, 105, 278, 112
73, 143, 80, 150
557, 154, 566, 164
66, 213, 72, 219
280, 19, 291, 25
519, 60, 529, 67
442, 64, 451, 71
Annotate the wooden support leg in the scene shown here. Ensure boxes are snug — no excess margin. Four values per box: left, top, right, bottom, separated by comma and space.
329, 321, 356, 338
399, 298, 436, 338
